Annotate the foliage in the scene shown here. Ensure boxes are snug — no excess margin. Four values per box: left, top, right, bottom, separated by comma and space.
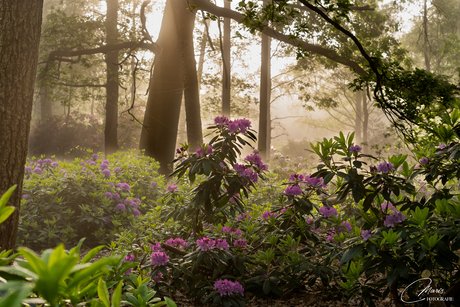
0, 185, 16, 225
19, 150, 164, 249
0, 238, 176, 307
28, 110, 103, 159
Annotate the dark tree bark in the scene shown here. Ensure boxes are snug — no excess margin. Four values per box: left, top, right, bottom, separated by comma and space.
104, 0, 119, 155
139, 0, 183, 175
0, 0, 44, 251
355, 90, 362, 144
258, 34, 271, 160
221, 0, 231, 117
172, 0, 203, 150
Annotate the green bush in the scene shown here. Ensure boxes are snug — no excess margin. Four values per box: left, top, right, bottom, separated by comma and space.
19, 150, 165, 249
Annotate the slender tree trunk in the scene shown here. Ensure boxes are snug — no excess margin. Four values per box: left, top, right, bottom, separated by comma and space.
39, 84, 51, 120
177, 98, 187, 147
0, 0, 44, 251
423, 0, 431, 72
362, 91, 369, 153
105, 0, 119, 155
197, 18, 209, 89
172, 0, 203, 150
258, 33, 271, 160
221, 0, 231, 117
139, 0, 183, 175
355, 91, 362, 144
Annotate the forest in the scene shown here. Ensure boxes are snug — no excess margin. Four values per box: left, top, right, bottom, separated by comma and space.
1, 0, 460, 306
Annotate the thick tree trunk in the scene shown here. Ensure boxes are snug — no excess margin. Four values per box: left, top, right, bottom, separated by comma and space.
104, 0, 119, 155
221, 0, 231, 117
139, 0, 183, 175
362, 91, 369, 153
355, 91, 362, 144
172, 0, 203, 150
258, 33, 271, 161
0, 0, 44, 251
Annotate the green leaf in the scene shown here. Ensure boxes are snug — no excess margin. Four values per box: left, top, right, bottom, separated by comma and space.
81, 245, 105, 264
0, 282, 34, 307
0, 185, 16, 210
111, 281, 123, 307
341, 245, 362, 264
98, 278, 110, 307
263, 279, 271, 294
164, 297, 177, 307
0, 207, 15, 224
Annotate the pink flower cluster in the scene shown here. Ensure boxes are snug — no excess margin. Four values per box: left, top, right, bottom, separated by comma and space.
122, 253, 135, 275
361, 230, 372, 241
167, 183, 178, 192
116, 183, 130, 191
284, 185, 302, 196
319, 206, 338, 218
233, 163, 259, 182
196, 237, 216, 251
377, 162, 395, 173
151, 251, 169, 266
349, 145, 362, 153
237, 213, 252, 221
261, 210, 277, 220
213, 279, 244, 297
196, 144, 213, 157
221, 226, 242, 236
245, 153, 268, 171
381, 202, 405, 227
306, 218, 319, 232
213, 116, 251, 135
150, 242, 165, 252
234, 239, 247, 249
165, 238, 187, 249
216, 238, 230, 250
335, 221, 352, 234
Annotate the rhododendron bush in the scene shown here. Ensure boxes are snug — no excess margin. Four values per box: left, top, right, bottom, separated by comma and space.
9, 113, 460, 306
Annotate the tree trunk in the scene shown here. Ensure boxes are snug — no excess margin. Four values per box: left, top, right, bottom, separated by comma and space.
258, 33, 271, 161
362, 90, 369, 153
172, 0, 203, 150
355, 91, 362, 144
423, 0, 431, 73
0, 0, 44, 251
197, 18, 209, 89
139, 0, 183, 175
39, 84, 52, 120
104, 0, 119, 155
221, 0, 231, 117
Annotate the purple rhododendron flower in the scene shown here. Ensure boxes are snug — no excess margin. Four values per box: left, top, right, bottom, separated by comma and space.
150, 242, 164, 252
233, 163, 246, 175
237, 213, 251, 221
337, 221, 352, 233
165, 238, 187, 249
304, 174, 327, 189
285, 185, 302, 196
196, 147, 204, 157
205, 145, 213, 155
349, 145, 362, 153
116, 183, 130, 191
261, 210, 277, 220
214, 279, 244, 297
112, 193, 120, 199
326, 231, 335, 242
438, 143, 446, 149
25, 166, 32, 173
103, 160, 109, 165
196, 237, 215, 251
319, 206, 338, 218
37, 159, 43, 165
22, 194, 31, 200
90, 161, 97, 166
43, 159, 52, 165
151, 271, 163, 284
167, 184, 178, 192
151, 251, 169, 266
384, 212, 405, 227
51, 162, 59, 167
151, 181, 159, 188
370, 166, 377, 172
33, 167, 42, 175
59, 169, 66, 174
102, 169, 111, 178
79, 162, 85, 166
216, 239, 230, 250
234, 239, 247, 249
114, 167, 121, 173
214, 115, 229, 127
100, 163, 109, 170
289, 173, 304, 182
381, 202, 395, 212
91, 154, 98, 159
133, 209, 140, 217
104, 192, 113, 198
361, 230, 372, 241
377, 162, 395, 173
115, 203, 126, 212
420, 157, 430, 165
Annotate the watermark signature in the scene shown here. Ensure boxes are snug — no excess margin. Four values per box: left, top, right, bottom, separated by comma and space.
400, 278, 454, 303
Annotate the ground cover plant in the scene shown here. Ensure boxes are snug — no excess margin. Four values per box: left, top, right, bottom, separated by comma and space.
3, 114, 460, 306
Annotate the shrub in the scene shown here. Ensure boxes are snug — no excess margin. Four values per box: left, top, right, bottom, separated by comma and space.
19, 150, 164, 249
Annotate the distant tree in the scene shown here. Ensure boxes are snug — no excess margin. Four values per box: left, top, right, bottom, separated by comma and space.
0, 0, 44, 251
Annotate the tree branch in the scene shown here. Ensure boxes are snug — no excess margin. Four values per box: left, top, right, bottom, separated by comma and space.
190, 0, 368, 75
51, 82, 106, 88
